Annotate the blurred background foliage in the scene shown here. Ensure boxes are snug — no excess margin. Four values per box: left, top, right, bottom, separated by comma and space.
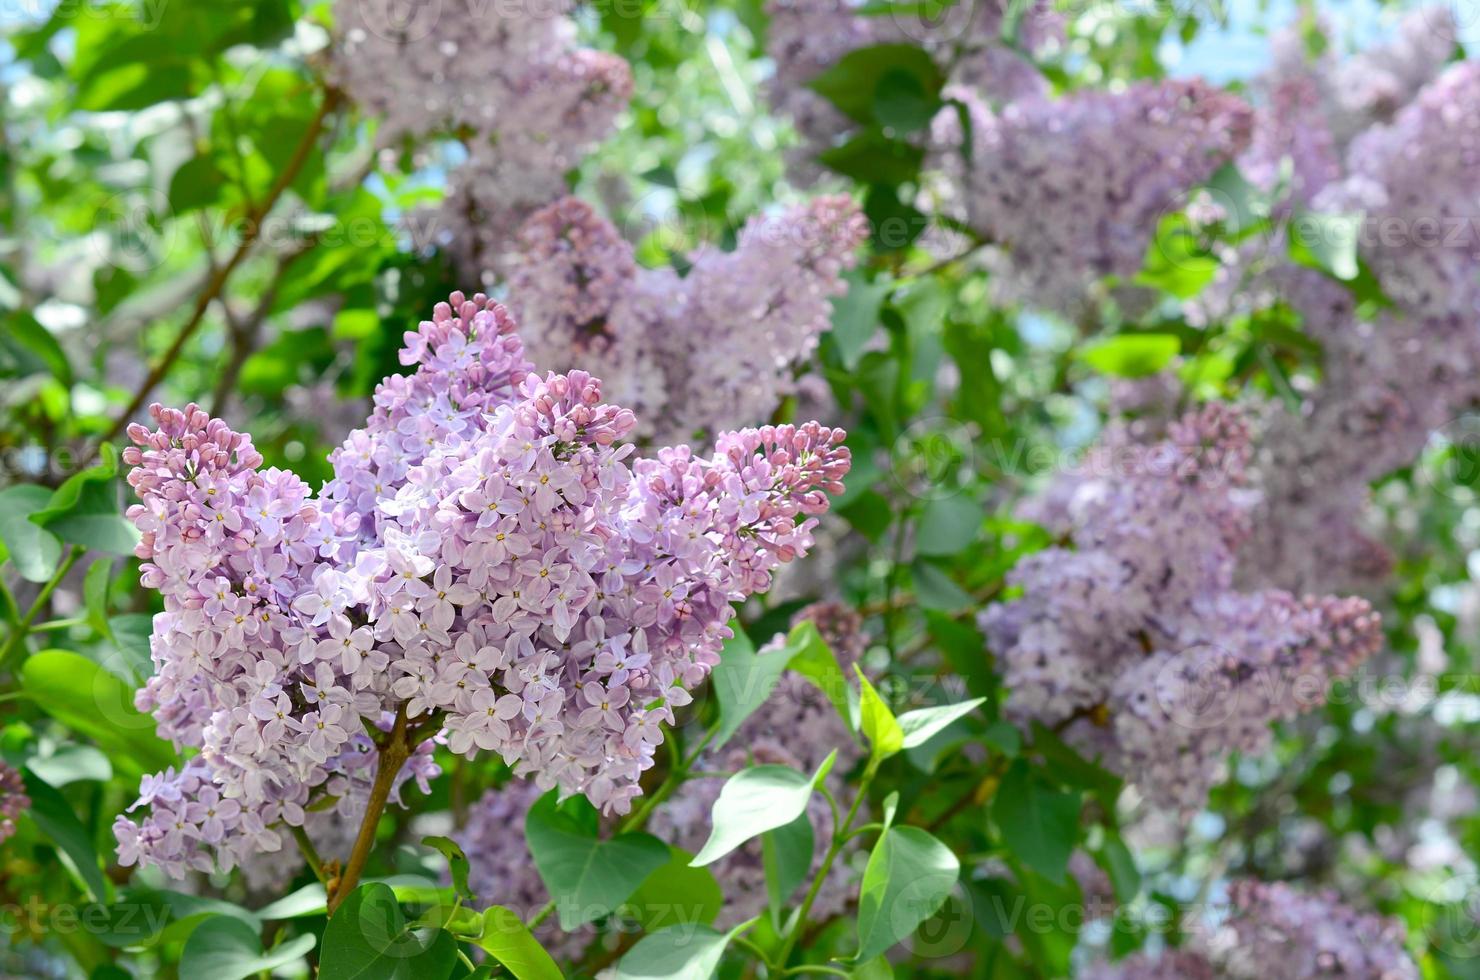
1, 0, 1478, 977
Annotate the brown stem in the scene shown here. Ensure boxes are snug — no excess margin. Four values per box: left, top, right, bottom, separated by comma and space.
328, 704, 410, 916
90, 86, 343, 456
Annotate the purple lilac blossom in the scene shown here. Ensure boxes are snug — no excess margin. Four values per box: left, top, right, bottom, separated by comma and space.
113, 291, 850, 877
333, 0, 633, 284
1082, 880, 1417, 978
1218, 61, 1480, 593
983, 406, 1382, 811
1216, 880, 1418, 979
507, 195, 868, 443
929, 80, 1253, 318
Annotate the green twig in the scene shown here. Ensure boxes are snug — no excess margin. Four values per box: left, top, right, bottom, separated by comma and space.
289, 823, 327, 885
0, 545, 85, 670
774, 760, 879, 968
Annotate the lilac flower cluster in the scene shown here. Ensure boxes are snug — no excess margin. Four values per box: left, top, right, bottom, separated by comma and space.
1213, 52, 1480, 593
506, 195, 868, 442
648, 602, 866, 926
1083, 880, 1417, 979
333, 0, 633, 282
1217, 880, 1418, 979
113, 291, 850, 876
0, 763, 28, 843
1262, 7, 1457, 155
765, 0, 1061, 179
931, 80, 1253, 317
985, 406, 1382, 811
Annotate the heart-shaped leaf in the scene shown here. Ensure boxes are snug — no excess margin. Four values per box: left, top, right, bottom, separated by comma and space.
525, 792, 670, 931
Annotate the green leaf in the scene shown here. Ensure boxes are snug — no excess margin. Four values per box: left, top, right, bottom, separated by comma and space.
421, 835, 473, 904
83, 559, 115, 641
816, 130, 925, 186
991, 763, 1081, 884
773, 619, 857, 732
840, 490, 894, 543
855, 826, 959, 961
1204, 163, 1264, 235
830, 272, 890, 371
873, 68, 940, 133
21, 767, 112, 903
627, 846, 723, 931
475, 906, 562, 980
614, 920, 754, 980
1289, 210, 1362, 281
29, 444, 139, 556
6, 315, 71, 386
319, 883, 457, 980
524, 792, 670, 931
980, 722, 1021, 758
762, 812, 815, 924
809, 44, 943, 127
897, 699, 986, 749
910, 561, 972, 613
915, 494, 981, 556
709, 626, 792, 749
87, 887, 260, 948
179, 916, 316, 980
255, 884, 330, 921
0, 484, 63, 582
692, 754, 836, 866
1095, 835, 1141, 905
109, 612, 154, 683
1076, 334, 1180, 378
169, 155, 225, 213
1027, 722, 1123, 801
76, 62, 195, 111
1136, 213, 1219, 299
25, 745, 112, 786
21, 649, 176, 778
856, 668, 903, 764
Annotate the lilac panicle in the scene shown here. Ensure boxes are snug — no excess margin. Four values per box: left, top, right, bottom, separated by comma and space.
114, 291, 850, 877
930, 80, 1253, 316
1083, 880, 1417, 978
987, 406, 1382, 811
507, 195, 868, 443
332, 0, 633, 283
